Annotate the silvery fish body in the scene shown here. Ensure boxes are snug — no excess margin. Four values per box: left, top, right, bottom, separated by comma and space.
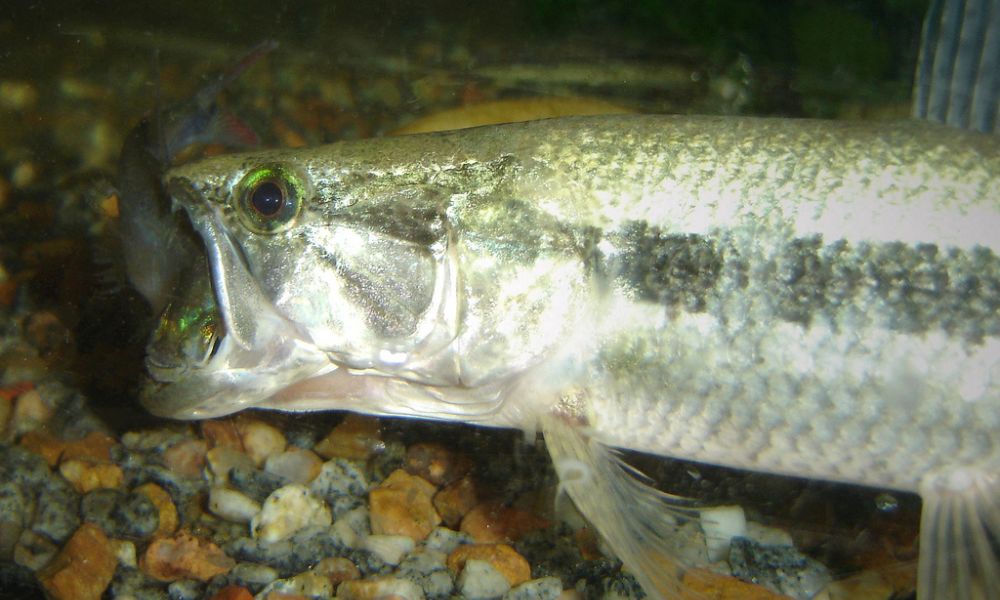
150, 114, 1000, 599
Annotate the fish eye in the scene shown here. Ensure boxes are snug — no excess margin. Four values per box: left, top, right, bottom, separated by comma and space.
250, 181, 284, 217
236, 164, 303, 233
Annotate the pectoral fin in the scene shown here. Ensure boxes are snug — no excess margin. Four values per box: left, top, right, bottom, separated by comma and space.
918, 465, 1000, 599
540, 412, 711, 600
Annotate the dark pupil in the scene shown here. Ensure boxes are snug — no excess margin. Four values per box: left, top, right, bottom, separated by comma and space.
251, 181, 284, 217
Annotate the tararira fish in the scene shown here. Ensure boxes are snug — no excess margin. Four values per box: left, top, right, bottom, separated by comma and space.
133, 2, 999, 598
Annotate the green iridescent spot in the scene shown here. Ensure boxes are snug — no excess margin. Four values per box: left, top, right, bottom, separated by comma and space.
235, 164, 304, 233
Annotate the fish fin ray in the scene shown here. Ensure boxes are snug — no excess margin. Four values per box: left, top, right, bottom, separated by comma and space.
918, 465, 1000, 599
914, 0, 1000, 132
541, 413, 710, 600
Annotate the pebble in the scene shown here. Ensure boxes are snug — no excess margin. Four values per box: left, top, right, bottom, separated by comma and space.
700, 505, 746, 561
312, 556, 361, 585
37, 523, 116, 600
815, 571, 894, 600
208, 585, 254, 600
447, 543, 531, 587
251, 483, 332, 543
162, 438, 208, 478
458, 559, 512, 600
396, 547, 453, 599
682, 568, 790, 599
205, 446, 256, 485
13, 528, 58, 570
10, 160, 39, 188
228, 561, 280, 588
62, 430, 116, 462
201, 419, 244, 450
369, 468, 441, 541
405, 442, 472, 486
337, 576, 426, 600
230, 463, 288, 502
237, 418, 287, 466
59, 457, 124, 493
502, 577, 563, 600
313, 414, 383, 461
81, 488, 160, 540
30, 476, 80, 543
264, 447, 323, 484
141, 531, 236, 582
0, 80, 39, 109
19, 430, 68, 466
10, 388, 52, 436
167, 578, 205, 600
135, 482, 179, 537
257, 571, 334, 599
108, 566, 171, 600
424, 526, 472, 554
309, 458, 368, 508
460, 503, 548, 544
210, 486, 263, 523
362, 533, 415, 565
433, 475, 477, 528
729, 537, 832, 600
111, 538, 137, 568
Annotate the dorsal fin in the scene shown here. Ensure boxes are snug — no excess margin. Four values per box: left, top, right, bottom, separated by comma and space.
914, 0, 1000, 133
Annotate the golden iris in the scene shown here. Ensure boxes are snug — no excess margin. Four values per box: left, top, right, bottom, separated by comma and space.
235, 164, 303, 233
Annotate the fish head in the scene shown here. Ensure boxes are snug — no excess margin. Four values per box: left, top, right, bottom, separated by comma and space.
140, 147, 473, 420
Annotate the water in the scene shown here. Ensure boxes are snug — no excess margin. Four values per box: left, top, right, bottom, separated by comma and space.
0, 2, 929, 599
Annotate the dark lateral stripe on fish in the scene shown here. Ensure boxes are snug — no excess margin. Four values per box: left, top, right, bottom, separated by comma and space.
597, 222, 1000, 343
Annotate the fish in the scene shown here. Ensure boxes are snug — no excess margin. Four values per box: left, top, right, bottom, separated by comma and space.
132, 1, 1000, 598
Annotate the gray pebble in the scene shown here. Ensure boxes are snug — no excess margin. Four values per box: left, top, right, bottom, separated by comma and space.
504, 577, 563, 600
31, 479, 80, 543
309, 458, 369, 517
397, 548, 453, 599
108, 566, 170, 600
167, 578, 204, 600
226, 525, 379, 578
0, 480, 32, 558
458, 559, 512, 600
229, 464, 286, 502
113, 448, 202, 508
13, 529, 57, 571
81, 488, 159, 540
597, 571, 645, 600
229, 561, 280, 588
0, 445, 50, 487
424, 526, 472, 554
729, 537, 833, 600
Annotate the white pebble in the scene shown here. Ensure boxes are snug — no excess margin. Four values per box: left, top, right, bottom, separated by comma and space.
459, 559, 511, 600
240, 420, 286, 466
362, 534, 415, 566
251, 484, 331, 543
208, 486, 261, 523
264, 447, 322, 484
699, 504, 746, 561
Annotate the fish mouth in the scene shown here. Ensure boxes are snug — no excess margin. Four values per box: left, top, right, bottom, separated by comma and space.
138, 179, 329, 419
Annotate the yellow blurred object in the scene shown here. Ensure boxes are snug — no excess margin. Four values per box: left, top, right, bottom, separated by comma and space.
392, 97, 632, 135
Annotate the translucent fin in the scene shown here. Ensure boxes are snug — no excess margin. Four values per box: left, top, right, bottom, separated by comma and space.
540, 413, 709, 600
917, 465, 1000, 599
913, 0, 1000, 132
